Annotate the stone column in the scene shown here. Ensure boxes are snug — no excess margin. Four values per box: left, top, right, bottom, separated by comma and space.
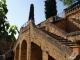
27, 41, 31, 60
19, 43, 21, 60
42, 51, 48, 60
63, 9, 67, 18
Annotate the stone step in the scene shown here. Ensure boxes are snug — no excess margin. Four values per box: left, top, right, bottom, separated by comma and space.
59, 40, 72, 42
40, 29, 73, 48
62, 42, 73, 44
66, 44, 74, 46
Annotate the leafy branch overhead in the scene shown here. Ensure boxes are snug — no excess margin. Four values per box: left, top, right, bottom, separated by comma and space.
0, 0, 19, 42
60, 0, 79, 6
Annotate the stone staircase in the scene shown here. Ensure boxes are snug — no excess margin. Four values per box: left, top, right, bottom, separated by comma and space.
40, 29, 74, 48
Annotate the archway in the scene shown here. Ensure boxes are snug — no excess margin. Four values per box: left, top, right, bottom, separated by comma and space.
30, 42, 42, 60
15, 44, 19, 60
48, 55, 55, 60
21, 40, 27, 60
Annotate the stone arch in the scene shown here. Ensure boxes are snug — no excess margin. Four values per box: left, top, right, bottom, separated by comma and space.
30, 42, 42, 60
15, 44, 19, 60
48, 55, 55, 60
21, 40, 27, 60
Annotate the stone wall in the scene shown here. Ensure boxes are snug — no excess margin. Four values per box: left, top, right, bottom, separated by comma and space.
37, 17, 53, 28
47, 23, 67, 38
32, 24, 72, 58
54, 18, 67, 32
13, 20, 72, 60
64, 1, 80, 17
37, 18, 67, 39
66, 18, 80, 33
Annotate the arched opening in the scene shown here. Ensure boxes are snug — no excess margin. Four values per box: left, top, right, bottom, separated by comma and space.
30, 42, 42, 60
21, 40, 27, 60
15, 44, 19, 60
48, 55, 55, 60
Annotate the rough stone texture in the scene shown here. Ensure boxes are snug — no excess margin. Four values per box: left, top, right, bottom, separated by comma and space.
66, 18, 80, 33
54, 18, 67, 32
45, 22, 67, 39
13, 9, 80, 60
37, 17, 54, 28
13, 20, 72, 60
64, 1, 80, 17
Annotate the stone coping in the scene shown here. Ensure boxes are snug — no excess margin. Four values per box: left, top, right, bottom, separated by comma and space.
71, 46, 80, 48
66, 31, 80, 36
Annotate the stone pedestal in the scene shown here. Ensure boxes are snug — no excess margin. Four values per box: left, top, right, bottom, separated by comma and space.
72, 46, 80, 54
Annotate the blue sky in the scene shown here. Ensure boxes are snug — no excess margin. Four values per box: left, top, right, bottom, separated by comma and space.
6, 0, 67, 38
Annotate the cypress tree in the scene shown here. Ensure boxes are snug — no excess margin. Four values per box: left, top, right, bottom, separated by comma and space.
44, 0, 57, 19
28, 4, 34, 20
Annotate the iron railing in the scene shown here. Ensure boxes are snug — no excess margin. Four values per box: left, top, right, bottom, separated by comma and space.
21, 21, 28, 28
53, 12, 64, 21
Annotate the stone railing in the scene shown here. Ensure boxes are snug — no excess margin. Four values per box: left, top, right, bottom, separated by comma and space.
32, 23, 72, 56
21, 21, 28, 27
37, 17, 54, 28
64, 1, 80, 16
20, 21, 29, 33
66, 31, 80, 36
53, 12, 64, 21
37, 12, 64, 28
66, 31, 80, 42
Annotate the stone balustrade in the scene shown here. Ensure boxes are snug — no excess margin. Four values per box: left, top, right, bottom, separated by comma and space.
64, 1, 80, 16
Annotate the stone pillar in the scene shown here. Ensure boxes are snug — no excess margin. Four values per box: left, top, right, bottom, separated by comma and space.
19, 43, 21, 60
63, 9, 67, 18
42, 51, 48, 60
27, 41, 31, 60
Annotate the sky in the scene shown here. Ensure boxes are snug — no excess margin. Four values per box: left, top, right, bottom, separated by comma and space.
6, 0, 67, 38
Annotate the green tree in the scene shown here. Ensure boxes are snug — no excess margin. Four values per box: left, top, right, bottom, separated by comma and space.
0, 0, 18, 42
44, 0, 57, 19
60, 0, 79, 6
44, 0, 79, 20
28, 4, 34, 20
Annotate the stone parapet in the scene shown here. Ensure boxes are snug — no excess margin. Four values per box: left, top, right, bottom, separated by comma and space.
64, 1, 80, 17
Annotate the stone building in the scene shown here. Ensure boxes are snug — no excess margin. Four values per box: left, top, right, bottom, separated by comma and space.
5, 1, 80, 60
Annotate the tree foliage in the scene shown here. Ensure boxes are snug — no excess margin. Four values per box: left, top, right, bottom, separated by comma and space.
44, 0, 79, 20
60, 0, 79, 6
44, 0, 57, 19
0, 0, 18, 42
28, 4, 34, 20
